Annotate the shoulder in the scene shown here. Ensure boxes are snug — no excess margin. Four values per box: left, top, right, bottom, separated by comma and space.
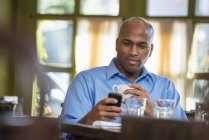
148, 72, 172, 83
80, 66, 107, 75
147, 72, 177, 92
75, 66, 108, 80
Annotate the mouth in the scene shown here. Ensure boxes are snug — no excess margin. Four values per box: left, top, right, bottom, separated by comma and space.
126, 58, 139, 65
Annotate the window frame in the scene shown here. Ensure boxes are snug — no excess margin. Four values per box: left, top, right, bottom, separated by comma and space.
16, 0, 209, 115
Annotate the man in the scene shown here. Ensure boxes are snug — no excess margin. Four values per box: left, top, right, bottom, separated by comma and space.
60, 17, 187, 126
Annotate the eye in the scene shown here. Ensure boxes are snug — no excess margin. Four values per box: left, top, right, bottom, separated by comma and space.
122, 41, 131, 46
137, 43, 148, 49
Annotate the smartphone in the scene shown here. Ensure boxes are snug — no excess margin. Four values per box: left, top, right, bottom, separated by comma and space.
107, 92, 122, 107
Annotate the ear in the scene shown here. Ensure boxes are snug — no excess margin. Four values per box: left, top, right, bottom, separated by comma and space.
149, 44, 153, 57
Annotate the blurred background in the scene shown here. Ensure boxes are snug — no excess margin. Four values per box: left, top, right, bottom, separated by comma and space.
0, 0, 209, 118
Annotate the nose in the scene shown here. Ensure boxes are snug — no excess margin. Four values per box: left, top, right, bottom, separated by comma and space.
129, 46, 138, 56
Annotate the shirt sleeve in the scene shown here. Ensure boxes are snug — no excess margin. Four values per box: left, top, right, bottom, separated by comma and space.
59, 72, 94, 124
166, 80, 188, 121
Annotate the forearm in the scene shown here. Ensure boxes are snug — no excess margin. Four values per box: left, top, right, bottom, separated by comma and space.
78, 112, 94, 125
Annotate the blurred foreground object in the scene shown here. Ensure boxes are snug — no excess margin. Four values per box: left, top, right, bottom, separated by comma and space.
0, 31, 62, 139
0, 99, 14, 114
0, 115, 61, 140
121, 116, 209, 140
0, 30, 35, 115
13, 97, 24, 116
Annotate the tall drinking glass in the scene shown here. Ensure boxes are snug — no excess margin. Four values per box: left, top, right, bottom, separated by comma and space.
125, 98, 147, 117
154, 99, 176, 119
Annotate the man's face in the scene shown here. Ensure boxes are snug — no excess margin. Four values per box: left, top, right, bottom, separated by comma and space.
116, 22, 153, 74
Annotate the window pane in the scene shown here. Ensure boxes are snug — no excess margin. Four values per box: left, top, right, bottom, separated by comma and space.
147, 0, 188, 16
80, 0, 119, 16
37, 0, 75, 14
195, 0, 209, 16
36, 20, 73, 67
194, 79, 209, 102
189, 24, 209, 72
145, 20, 189, 108
32, 72, 70, 117
75, 18, 121, 73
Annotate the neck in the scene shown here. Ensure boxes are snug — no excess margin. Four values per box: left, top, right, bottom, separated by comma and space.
114, 59, 143, 82
124, 71, 142, 83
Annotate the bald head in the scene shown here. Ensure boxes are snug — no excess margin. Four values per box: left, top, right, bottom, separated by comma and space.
118, 17, 154, 42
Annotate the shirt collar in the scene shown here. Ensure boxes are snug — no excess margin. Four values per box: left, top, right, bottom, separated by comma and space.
106, 58, 150, 80
138, 67, 149, 80
106, 58, 120, 80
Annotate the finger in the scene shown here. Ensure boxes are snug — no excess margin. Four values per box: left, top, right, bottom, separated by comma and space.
124, 89, 143, 96
105, 106, 123, 112
97, 104, 122, 113
132, 93, 147, 98
99, 98, 118, 106
100, 111, 122, 118
124, 84, 145, 96
100, 116, 116, 121
129, 83, 144, 91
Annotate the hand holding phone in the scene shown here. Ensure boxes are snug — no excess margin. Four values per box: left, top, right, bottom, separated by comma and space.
107, 92, 122, 107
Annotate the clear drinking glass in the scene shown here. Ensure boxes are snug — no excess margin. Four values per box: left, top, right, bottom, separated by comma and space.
125, 98, 147, 117
154, 99, 176, 119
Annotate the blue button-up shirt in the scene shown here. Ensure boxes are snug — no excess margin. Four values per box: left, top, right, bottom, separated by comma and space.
60, 58, 187, 125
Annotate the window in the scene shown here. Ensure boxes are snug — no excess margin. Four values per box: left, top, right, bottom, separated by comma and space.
37, 20, 74, 66
147, 0, 188, 16
145, 20, 189, 108
37, 0, 75, 14
189, 24, 209, 73
188, 23, 209, 110
19, 0, 209, 115
145, 0, 209, 111
32, 72, 70, 117
31, 0, 121, 117
195, 0, 209, 16
80, 0, 120, 16
75, 18, 121, 73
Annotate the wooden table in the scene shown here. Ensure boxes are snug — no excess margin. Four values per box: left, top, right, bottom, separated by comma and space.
61, 123, 121, 140
121, 116, 209, 140
61, 116, 209, 140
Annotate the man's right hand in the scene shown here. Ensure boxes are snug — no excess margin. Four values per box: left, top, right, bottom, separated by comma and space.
79, 98, 123, 125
